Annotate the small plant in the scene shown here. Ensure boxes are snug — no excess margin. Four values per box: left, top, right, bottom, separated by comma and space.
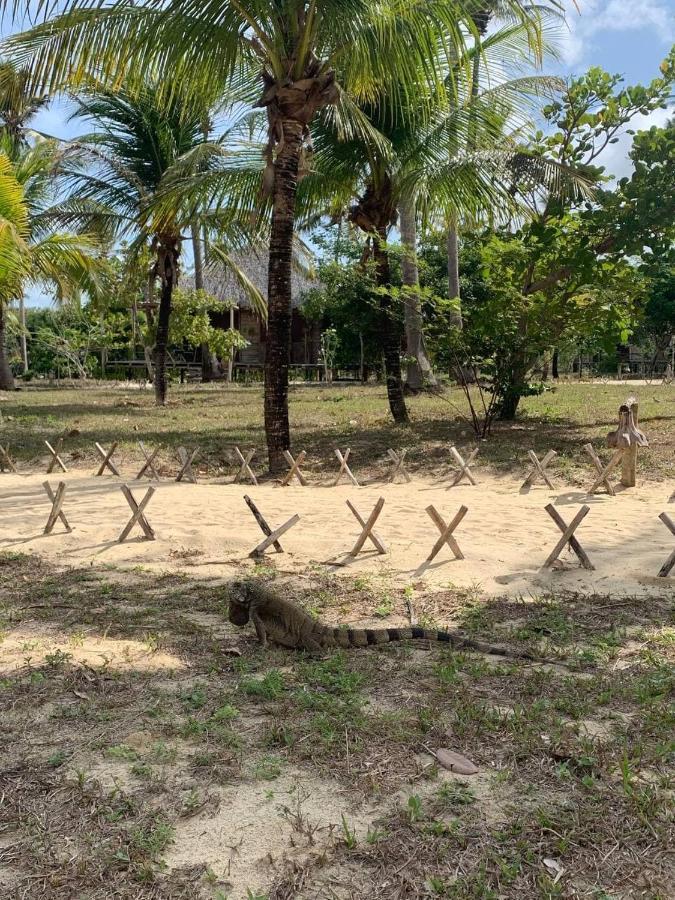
406, 794, 423, 823
341, 814, 358, 849
45, 648, 72, 668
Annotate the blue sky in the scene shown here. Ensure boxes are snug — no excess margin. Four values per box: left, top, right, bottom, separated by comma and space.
4, 0, 674, 307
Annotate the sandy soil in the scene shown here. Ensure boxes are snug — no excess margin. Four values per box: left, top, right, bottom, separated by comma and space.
0, 467, 672, 598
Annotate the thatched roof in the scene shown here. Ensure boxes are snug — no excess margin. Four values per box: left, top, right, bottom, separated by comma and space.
181, 247, 317, 310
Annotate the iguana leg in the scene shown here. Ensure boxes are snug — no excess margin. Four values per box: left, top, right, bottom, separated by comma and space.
251, 611, 268, 648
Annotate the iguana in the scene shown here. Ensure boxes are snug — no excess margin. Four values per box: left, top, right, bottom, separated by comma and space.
228, 579, 541, 660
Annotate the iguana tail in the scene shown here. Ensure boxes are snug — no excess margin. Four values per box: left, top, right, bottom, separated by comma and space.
322, 625, 538, 660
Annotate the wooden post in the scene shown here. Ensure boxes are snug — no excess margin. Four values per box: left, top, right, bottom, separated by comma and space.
43, 481, 72, 534
119, 485, 156, 542
45, 438, 67, 474
657, 512, 675, 577
542, 504, 594, 571
347, 497, 386, 557
0, 444, 17, 473
243, 495, 299, 557
606, 398, 648, 489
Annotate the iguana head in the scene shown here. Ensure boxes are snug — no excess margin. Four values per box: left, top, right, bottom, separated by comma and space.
228, 578, 254, 626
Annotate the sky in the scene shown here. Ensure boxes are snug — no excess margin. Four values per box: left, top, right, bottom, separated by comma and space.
3, 0, 674, 307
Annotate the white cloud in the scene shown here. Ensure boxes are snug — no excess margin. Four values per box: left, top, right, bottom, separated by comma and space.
559, 0, 675, 67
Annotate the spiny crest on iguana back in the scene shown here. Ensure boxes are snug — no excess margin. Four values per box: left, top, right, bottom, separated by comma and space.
227, 578, 539, 660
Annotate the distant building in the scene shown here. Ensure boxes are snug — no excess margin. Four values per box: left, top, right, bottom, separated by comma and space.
185, 248, 321, 370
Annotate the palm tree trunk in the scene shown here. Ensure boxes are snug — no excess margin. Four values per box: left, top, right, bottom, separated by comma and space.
265, 119, 303, 472
447, 223, 463, 330
153, 235, 180, 406
374, 228, 409, 424
399, 198, 437, 392
19, 296, 28, 373
0, 303, 15, 390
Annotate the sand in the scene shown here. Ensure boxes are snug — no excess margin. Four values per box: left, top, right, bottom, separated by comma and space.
0, 468, 672, 598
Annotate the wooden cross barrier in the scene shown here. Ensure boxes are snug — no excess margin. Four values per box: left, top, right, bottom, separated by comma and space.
45, 438, 67, 474
118, 485, 156, 542
449, 446, 478, 486
0, 444, 16, 473
281, 450, 307, 486
176, 447, 199, 483
657, 512, 675, 577
387, 448, 411, 483
606, 398, 649, 489
346, 499, 387, 555
521, 449, 557, 490
43, 481, 72, 535
347, 497, 386, 557
244, 494, 300, 557
425, 504, 468, 562
333, 449, 359, 487
584, 443, 621, 496
135, 442, 161, 481
234, 447, 258, 485
95, 441, 120, 476
542, 504, 594, 571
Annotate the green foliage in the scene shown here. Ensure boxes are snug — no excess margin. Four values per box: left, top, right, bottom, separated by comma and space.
151, 287, 247, 361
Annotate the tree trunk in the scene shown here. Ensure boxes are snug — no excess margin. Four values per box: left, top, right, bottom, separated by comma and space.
265, 119, 303, 472
399, 198, 437, 392
153, 234, 180, 406
552, 347, 559, 379
447, 224, 463, 329
19, 296, 28, 374
497, 353, 529, 420
0, 304, 15, 390
374, 228, 409, 424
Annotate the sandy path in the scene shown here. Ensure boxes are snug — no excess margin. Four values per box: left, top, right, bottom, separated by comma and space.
0, 469, 672, 597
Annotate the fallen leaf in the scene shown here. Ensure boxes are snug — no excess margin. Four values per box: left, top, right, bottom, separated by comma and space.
434, 748, 478, 775
543, 858, 564, 884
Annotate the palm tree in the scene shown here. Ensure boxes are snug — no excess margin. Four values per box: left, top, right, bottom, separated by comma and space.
65, 81, 263, 404
0, 138, 103, 389
5, 0, 561, 466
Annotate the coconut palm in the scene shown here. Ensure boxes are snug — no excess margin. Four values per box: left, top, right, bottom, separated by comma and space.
4, 0, 564, 467
64, 80, 264, 404
0, 138, 104, 389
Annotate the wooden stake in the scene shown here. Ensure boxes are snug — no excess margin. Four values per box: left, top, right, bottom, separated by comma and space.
387, 448, 411, 483
243, 495, 299, 557
521, 449, 557, 490
588, 448, 624, 495
176, 447, 199, 483
135, 442, 160, 480
657, 512, 675, 577
333, 448, 359, 487
543, 504, 594, 570
95, 441, 120, 476
348, 497, 386, 557
583, 443, 614, 496
425, 504, 468, 561
346, 499, 387, 554
449, 446, 478, 486
281, 450, 307, 486
43, 481, 72, 534
234, 448, 258, 485
118, 485, 156, 542
45, 438, 67, 474
0, 444, 17, 473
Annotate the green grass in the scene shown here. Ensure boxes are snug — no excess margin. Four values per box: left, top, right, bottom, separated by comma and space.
2, 379, 673, 481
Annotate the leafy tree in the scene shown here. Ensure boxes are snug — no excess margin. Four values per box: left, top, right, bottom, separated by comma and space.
0, 139, 104, 389
448, 55, 675, 419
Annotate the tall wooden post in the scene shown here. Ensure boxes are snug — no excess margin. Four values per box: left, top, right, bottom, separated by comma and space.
607, 398, 648, 489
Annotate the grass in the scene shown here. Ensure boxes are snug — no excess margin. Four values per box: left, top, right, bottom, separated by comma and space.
1, 379, 673, 481
0, 552, 673, 898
